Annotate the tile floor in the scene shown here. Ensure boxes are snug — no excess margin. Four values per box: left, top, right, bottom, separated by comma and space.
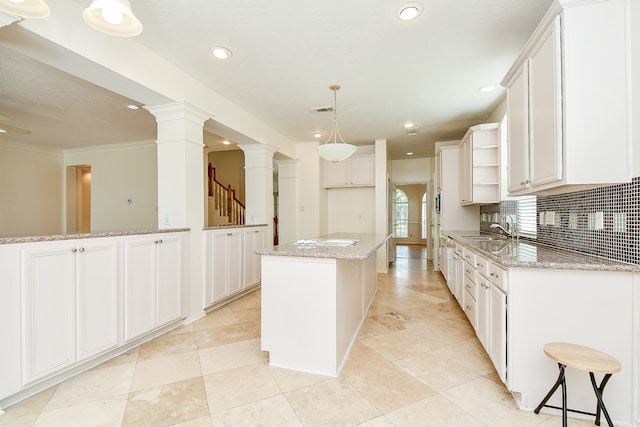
1, 245, 597, 426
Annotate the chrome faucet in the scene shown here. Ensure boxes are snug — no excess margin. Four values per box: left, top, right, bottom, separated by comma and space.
490, 215, 516, 238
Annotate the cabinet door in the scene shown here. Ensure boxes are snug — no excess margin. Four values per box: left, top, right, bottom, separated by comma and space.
243, 227, 266, 288
21, 245, 76, 384
210, 232, 229, 303
226, 231, 243, 295
507, 64, 530, 193
349, 155, 375, 186
528, 17, 563, 187
324, 160, 349, 187
156, 235, 182, 327
124, 239, 156, 342
476, 275, 491, 352
76, 241, 118, 361
489, 284, 507, 384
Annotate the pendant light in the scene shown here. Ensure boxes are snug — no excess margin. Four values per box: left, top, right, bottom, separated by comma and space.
317, 84, 357, 162
83, 0, 142, 37
0, 0, 50, 18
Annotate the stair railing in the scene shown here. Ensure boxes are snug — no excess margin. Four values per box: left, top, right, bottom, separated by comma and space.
208, 163, 245, 225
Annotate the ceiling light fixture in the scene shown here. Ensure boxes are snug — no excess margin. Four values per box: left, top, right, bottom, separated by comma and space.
125, 103, 139, 110
403, 122, 414, 129
83, 0, 142, 37
479, 85, 496, 93
406, 152, 414, 156
0, 0, 50, 18
313, 132, 322, 139
397, 2, 422, 21
210, 46, 232, 60
222, 140, 231, 145
317, 84, 356, 162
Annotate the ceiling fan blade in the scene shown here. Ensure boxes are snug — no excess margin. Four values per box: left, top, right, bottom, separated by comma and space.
0, 123, 31, 135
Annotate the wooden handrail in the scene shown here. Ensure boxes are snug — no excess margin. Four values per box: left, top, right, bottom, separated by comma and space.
208, 163, 245, 225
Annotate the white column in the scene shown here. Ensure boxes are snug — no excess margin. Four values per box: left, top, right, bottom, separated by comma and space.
238, 144, 278, 244
375, 139, 389, 273
146, 101, 211, 321
275, 159, 299, 245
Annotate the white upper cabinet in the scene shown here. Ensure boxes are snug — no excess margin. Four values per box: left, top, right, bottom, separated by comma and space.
502, 0, 632, 195
459, 123, 500, 205
324, 154, 375, 188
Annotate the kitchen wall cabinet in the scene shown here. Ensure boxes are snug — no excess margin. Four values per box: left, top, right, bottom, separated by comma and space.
324, 154, 374, 188
459, 123, 500, 205
243, 226, 266, 289
20, 239, 118, 385
502, 0, 632, 195
206, 228, 243, 305
123, 234, 183, 342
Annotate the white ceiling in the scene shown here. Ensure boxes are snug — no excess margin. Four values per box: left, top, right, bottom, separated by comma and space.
0, 0, 553, 159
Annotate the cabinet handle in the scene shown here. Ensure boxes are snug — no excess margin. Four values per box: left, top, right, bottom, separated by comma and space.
154, 239, 163, 244
525, 179, 531, 184
78, 247, 84, 253
158, 239, 163, 244
227, 233, 232, 236
71, 248, 77, 253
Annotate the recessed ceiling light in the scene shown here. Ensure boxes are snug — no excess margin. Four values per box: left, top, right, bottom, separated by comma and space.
210, 46, 232, 60
125, 104, 139, 110
479, 85, 496, 93
406, 152, 414, 156
397, 3, 423, 21
403, 122, 414, 129
0, 129, 6, 133
313, 132, 322, 138
222, 140, 231, 145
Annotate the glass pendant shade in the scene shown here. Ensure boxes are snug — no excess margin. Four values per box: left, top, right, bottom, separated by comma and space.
0, 0, 50, 18
317, 84, 356, 162
83, 0, 142, 37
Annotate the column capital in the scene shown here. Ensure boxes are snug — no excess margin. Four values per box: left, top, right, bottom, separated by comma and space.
145, 101, 211, 125
237, 143, 278, 156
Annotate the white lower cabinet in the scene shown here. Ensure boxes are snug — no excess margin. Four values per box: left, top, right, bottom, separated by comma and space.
489, 281, 507, 384
243, 227, 266, 289
206, 228, 243, 305
124, 234, 183, 342
476, 268, 491, 352
21, 239, 118, 385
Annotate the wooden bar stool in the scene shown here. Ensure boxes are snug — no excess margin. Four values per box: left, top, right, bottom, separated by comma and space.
534, 342, 621, 427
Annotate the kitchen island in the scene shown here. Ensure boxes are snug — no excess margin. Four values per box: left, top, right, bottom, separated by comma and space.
256, 233, 390, 376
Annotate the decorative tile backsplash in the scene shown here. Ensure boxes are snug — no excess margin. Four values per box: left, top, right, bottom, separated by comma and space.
481, 177, 640, 265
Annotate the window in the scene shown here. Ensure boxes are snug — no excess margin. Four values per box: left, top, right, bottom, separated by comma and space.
421, 192, 427, 239
393, 189, 408, 238
516, 196, 537, 237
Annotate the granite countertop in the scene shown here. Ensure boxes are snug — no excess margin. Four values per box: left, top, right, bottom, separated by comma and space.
203, 224, 268, 230
256, 233, 391, 261
0, 228, 190, 245
442, 230, 640, 272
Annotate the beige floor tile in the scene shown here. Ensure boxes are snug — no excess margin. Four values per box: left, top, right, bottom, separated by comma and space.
368, 310, 419, 331
193, 306, 238, 330
356, 416, 395, 426
268, 365, 330, 393
44, 363, 134, 410
137, 330, 197, 361
34, 395, 128, 427
210, 395, 302, 426
122, 377, 209, 427
341, 340, 390, 376
0, 385, 57, 422
170, 415, 212, 427
385, 394, 485, 427
130, 351, 202, 392
0, 413, 38, 427
194, 323, 248, 349
534, 414, 599, 426
228, 306, 261, 323
164, 323, 195, 336
203, 362, 281, 413
198, 340, 262, 375
240, 320, 261, 339
98, 347, 139, 370
344, 362, 436, 413
432, 338, 495, 376
359, 326, 438, 361
284, 378, 380, 427
251, 337, 270, 361
394, 350, 481, 393
357, 317, 395, 338
443, 377, 546, 427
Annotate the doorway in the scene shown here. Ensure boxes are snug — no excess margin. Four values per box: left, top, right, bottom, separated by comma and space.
66, 165, 91, 233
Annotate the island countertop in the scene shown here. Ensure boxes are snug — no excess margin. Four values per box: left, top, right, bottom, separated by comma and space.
256, 233, 391, 261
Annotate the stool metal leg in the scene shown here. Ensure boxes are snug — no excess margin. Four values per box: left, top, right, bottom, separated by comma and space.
534, 363, 568, 427
590, 372, 613, 427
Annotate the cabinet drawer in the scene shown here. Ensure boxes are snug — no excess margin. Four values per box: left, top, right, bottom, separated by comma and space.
463, 248, 476, 267
489, 264, 507, 292
475, 254, 489, 278
463, 288, 476, 328
463, 274, 477, 300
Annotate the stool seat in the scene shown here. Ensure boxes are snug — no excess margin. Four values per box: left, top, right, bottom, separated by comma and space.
543, 342, 621, 374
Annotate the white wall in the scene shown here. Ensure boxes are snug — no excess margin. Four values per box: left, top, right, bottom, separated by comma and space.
0, 140, 64, 236
327, 187, 375, 234
390, 158, 432, 184
64, 141, 158, 231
